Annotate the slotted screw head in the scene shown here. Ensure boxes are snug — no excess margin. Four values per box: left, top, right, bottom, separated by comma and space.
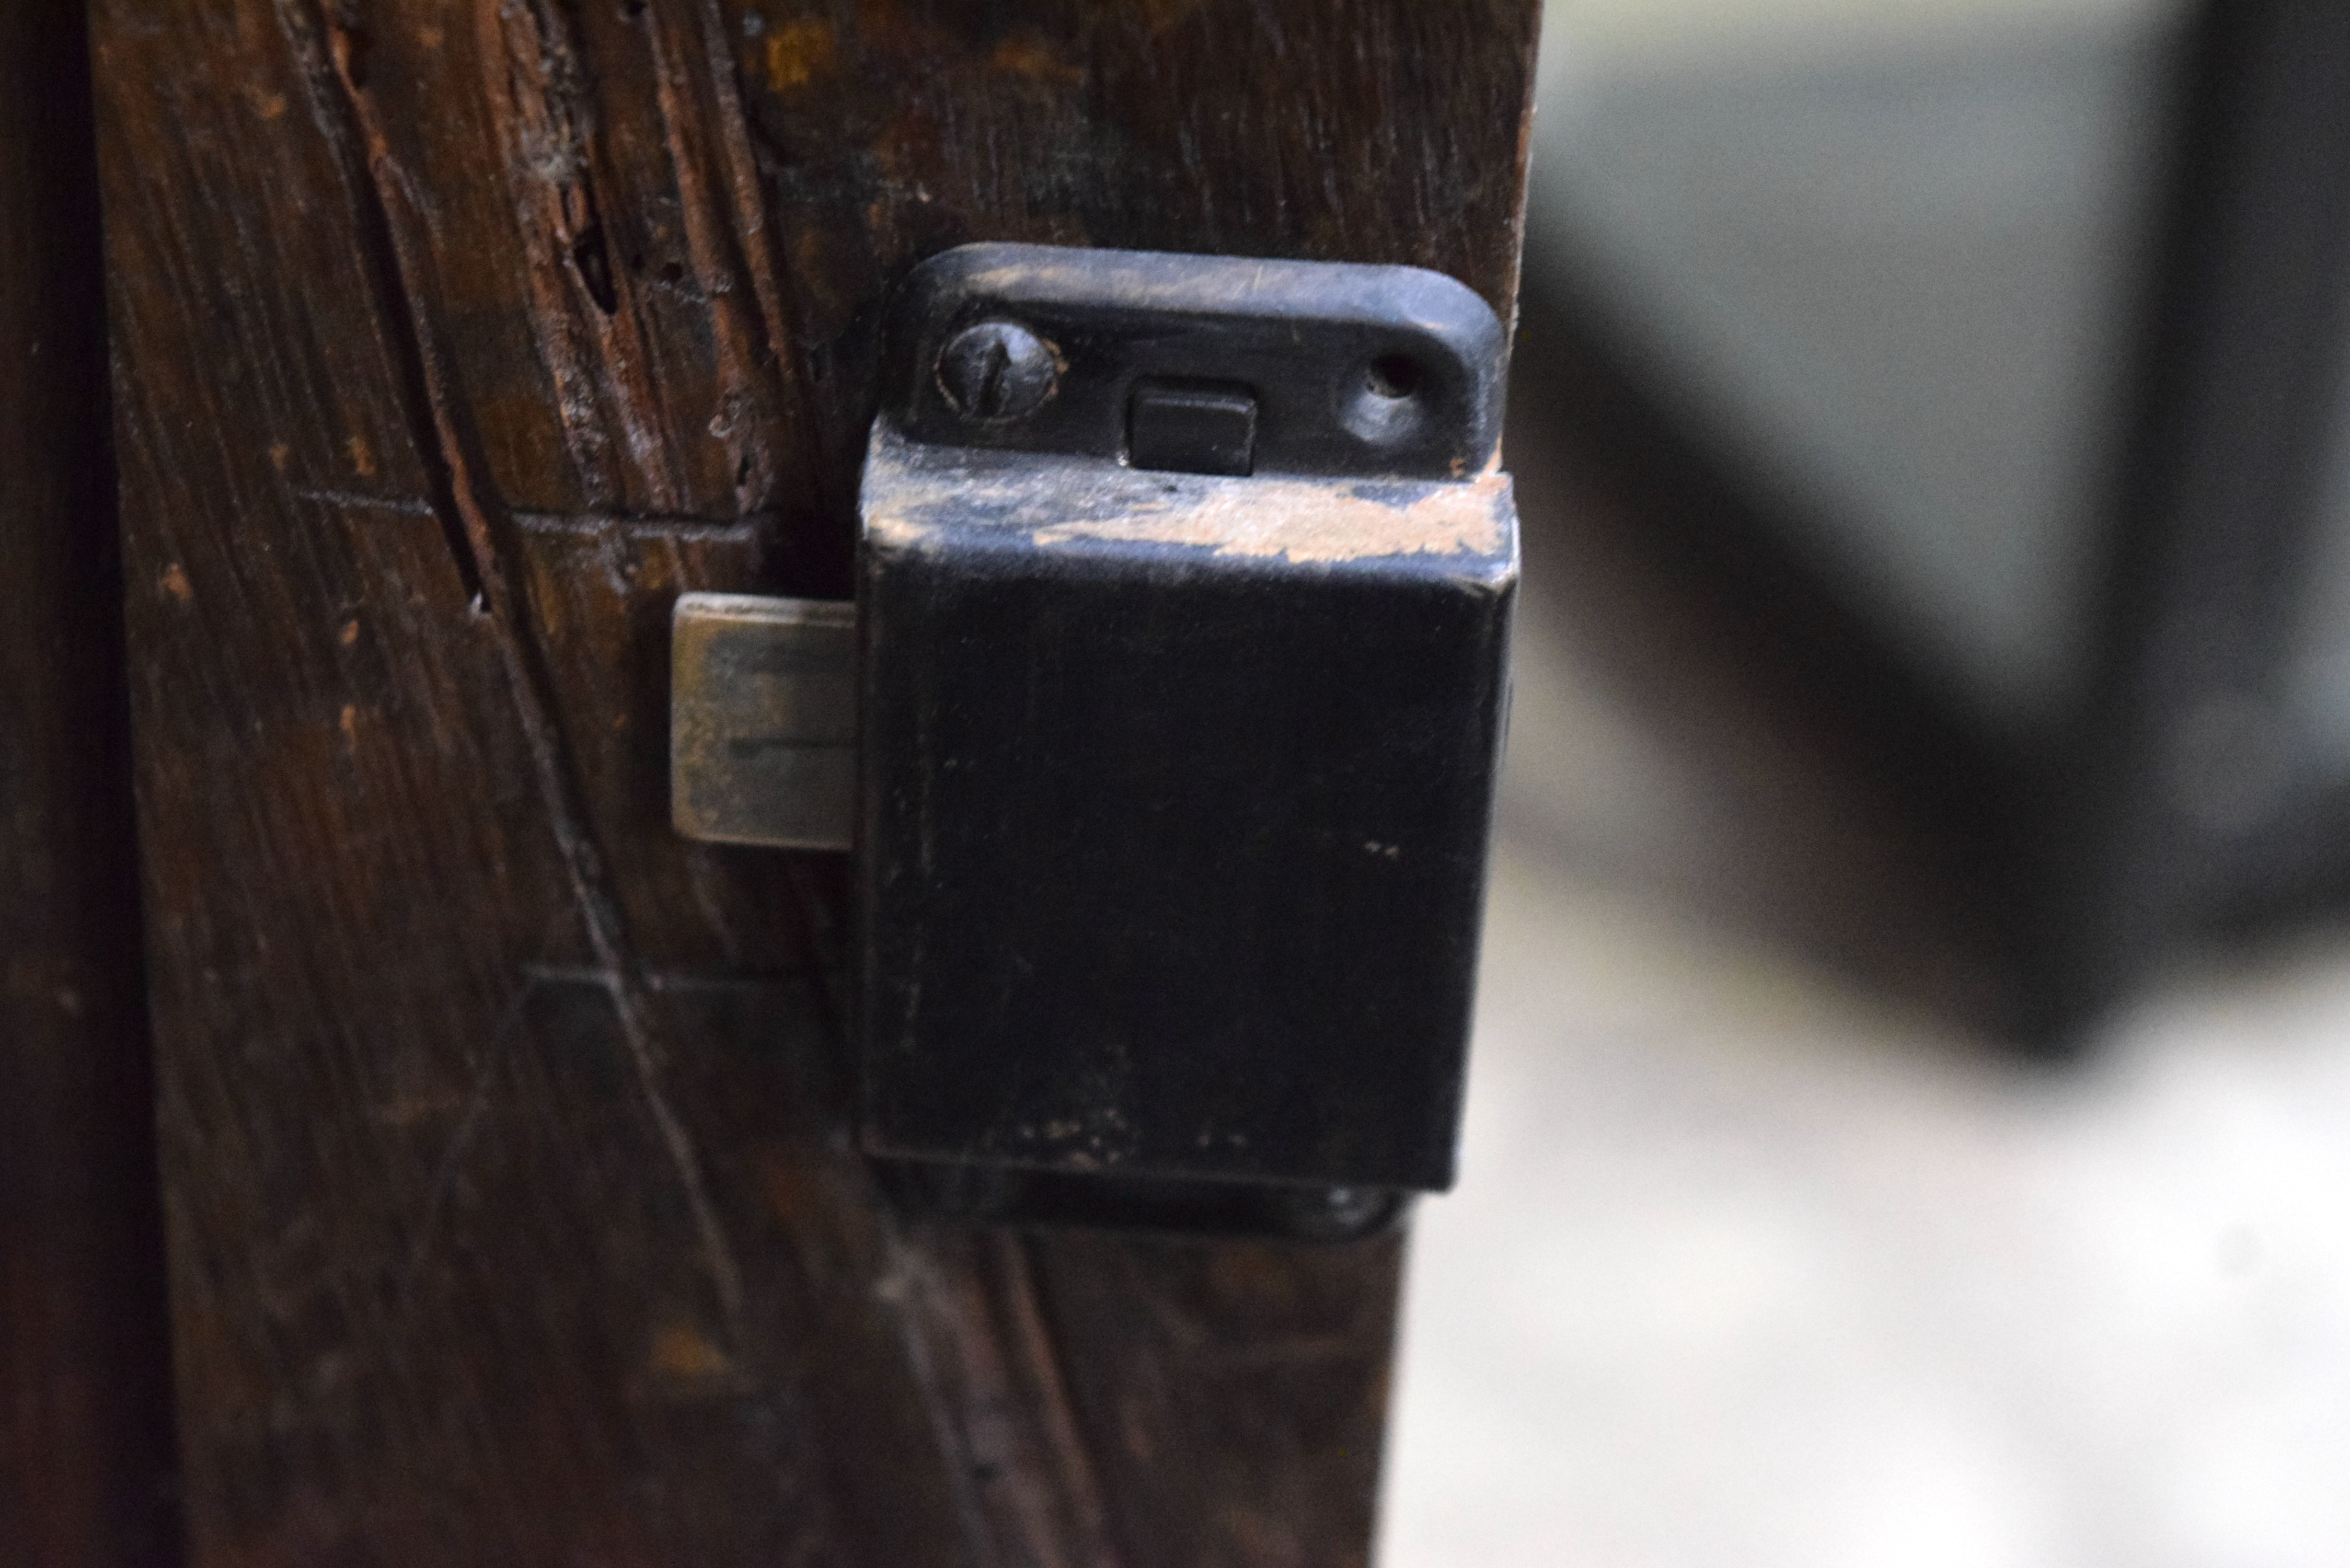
937, 320, 1056, 422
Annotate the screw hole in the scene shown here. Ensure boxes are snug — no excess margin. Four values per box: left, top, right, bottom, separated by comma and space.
569, 224, 618, 315
1365, 354, 1422, 400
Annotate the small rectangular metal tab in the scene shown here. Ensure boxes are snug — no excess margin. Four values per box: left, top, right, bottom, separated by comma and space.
1128, 379, 1257, 475
671, 593, 856, 851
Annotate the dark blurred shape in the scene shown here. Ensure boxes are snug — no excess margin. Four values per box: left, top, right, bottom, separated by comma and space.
1518, 0, 2350, 1045
0, 2, 180, 1561
2042, 1, 2350, 1037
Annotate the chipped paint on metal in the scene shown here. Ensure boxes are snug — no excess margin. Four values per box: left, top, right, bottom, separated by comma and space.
1026, 472, 1510, 563
860, 423, 1514, 567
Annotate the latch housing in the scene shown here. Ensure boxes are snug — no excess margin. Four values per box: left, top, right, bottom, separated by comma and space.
676, 243, 1517, 1236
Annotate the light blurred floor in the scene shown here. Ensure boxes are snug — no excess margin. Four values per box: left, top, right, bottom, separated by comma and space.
1379, 447, 2350, 1568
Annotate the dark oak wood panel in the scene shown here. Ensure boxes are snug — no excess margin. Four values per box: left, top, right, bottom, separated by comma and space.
0, 4, 179, 1562
94, 1, 1538, 1561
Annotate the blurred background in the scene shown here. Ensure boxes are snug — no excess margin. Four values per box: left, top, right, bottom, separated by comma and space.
1384, 1, 2350, 1562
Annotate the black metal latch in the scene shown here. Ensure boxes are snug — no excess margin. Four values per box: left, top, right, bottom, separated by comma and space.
673, 244, 1517, 1239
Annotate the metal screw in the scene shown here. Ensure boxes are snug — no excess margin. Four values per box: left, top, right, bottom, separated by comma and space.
937, 320, 1056, 422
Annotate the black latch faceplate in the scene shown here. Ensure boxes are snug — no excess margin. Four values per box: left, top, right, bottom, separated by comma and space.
856, 244, 1517, 1237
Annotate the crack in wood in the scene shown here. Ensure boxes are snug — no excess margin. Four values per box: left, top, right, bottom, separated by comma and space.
878, 1229, 1127, 1568
512, 509, 763, 537
695, 0, 854, 554
639, 0, 782, 516
274, 5, 488, 608
402, 980, 533, 1285
292, 488, 440, 516
996, 1232, 1122, 1566
277, 0, 748, 1341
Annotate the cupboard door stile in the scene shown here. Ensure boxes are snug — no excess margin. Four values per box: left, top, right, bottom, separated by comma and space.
94, 1, 1539, 1561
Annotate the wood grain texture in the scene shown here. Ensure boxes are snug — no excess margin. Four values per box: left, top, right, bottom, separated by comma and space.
0, 3, 180, 1562
93, 1, 1537, 1561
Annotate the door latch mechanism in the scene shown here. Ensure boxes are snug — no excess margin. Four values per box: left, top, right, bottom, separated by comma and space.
673, 244, 1517, 1238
